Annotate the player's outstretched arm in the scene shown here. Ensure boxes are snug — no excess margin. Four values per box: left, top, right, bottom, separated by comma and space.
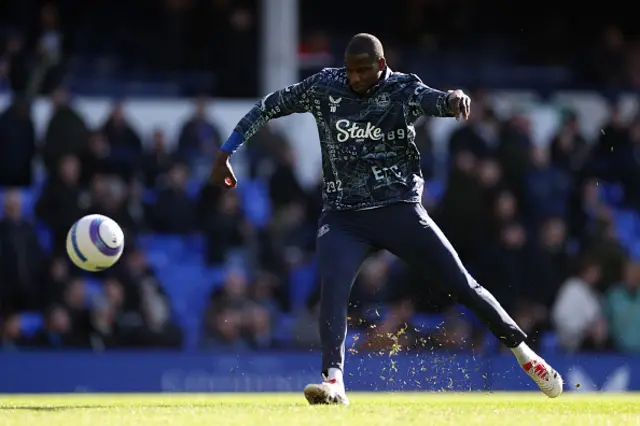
211, 73, 322, 188
408, 80, 471, 121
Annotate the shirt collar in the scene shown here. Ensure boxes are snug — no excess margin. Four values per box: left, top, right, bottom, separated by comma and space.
381, 66, 392, 81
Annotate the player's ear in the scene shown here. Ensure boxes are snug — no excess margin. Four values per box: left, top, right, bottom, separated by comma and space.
378, 58, 386, 70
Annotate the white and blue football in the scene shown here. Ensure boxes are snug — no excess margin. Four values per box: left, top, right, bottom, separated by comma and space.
66, 214, 125, 272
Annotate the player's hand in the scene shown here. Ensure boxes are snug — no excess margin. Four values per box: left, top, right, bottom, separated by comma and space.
446, 89, 471, 121
210, 150, 238, 189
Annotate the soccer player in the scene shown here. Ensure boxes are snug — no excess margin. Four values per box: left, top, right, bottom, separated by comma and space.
210, 33, 563, 405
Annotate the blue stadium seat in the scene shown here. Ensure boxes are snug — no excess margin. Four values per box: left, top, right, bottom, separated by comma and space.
203, 266, 226, 286
425, 180, 446, 204
182, 316, 202, 350
171, 299, 190, 322
172, 298, 195, 325
160, 264, 221, 317
273, 314, 294, 344
19, 312, 44, 337
160, 264, 225, 338
168, 273, 217, 348
155, 235, 187, 253
186, 179, 202, 198
162, 267, 205, 295
540, 332, 559, 353
631, 241, 640, 261
35, 222, 53, 253
140, 235, 186, 262
136, 234, 153, 249
83, 277, 103, 308
599, 182, 624, 206
183, 234, 206, 259
482, 333, 500, 353
142, 189, 157, 204
146, 250, 171, 271
613, 209, 637, 248
19, 187, 37, 218
289, 258, 318, 309
411, 313, 445, 332
239, 179, 271, 228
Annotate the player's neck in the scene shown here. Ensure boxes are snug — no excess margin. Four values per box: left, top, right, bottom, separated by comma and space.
351, 68, 388, 96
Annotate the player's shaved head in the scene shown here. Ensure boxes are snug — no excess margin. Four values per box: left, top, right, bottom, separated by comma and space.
344, 33, 386, 94
345, 33, 385, 60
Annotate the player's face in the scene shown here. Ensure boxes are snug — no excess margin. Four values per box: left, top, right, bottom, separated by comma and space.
345, 54, 383, 94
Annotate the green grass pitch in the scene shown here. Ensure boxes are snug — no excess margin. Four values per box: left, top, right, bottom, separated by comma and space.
1, 393, 639, 426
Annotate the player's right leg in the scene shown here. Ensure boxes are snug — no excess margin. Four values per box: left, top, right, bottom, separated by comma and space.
377, 203, 563, 398
304, 211, 371, 406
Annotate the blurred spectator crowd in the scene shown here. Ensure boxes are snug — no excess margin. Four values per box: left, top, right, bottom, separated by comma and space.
1, 0, 639, 97
0, 0, 639, 356
0, 84, 638, 355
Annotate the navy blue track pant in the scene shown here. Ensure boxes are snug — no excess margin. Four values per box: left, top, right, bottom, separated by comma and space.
316, 202, 527, 374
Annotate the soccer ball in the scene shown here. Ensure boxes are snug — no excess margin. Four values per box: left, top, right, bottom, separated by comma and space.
66, 214, 125, 272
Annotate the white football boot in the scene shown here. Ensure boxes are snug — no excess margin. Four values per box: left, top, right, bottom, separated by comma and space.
521, 357, 563, 398
304, 377, 349, 405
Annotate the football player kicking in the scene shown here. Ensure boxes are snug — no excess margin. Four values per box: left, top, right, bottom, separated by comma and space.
210, 33, 563, 405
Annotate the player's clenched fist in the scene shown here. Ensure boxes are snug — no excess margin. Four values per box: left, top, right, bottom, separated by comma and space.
446, 89, 471, 121
210, 150, 238, 189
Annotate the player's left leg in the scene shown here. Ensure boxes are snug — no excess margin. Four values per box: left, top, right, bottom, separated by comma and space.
376, 203, 563, 398
304, 210, 373, 405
